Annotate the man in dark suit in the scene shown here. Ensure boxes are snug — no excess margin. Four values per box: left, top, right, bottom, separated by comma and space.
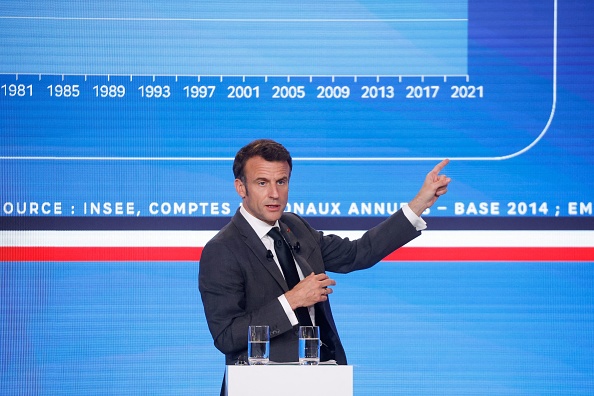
199, 139, 450, 390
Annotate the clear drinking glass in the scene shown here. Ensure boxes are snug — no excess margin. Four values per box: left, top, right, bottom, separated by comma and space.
248, 325, 270, 365
298, 325, 320, 365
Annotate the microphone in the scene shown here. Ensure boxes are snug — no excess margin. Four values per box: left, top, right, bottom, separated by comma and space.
292, 242, 300, 252
266, 250, 274, 260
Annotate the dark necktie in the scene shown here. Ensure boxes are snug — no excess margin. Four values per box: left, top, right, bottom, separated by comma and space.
268, 227, 313, 326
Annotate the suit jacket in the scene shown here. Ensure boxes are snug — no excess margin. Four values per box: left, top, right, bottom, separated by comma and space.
198, 208, 421, 365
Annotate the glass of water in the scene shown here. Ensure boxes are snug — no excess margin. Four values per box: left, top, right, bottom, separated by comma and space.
298, 325, 320, 365
248, 325, 270, 365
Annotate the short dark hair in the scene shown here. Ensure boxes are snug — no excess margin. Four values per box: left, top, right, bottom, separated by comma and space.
233, 139, 293, 181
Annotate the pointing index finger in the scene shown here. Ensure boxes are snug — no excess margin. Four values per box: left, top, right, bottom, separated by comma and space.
432, 158, 450, 175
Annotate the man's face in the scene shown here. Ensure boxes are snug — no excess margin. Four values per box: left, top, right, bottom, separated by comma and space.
235, 156, 290, 226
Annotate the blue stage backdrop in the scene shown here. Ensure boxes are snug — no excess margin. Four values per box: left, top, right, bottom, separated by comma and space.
1, 1, 593, 395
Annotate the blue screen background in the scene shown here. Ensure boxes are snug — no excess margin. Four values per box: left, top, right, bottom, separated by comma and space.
1, 1, 593, 394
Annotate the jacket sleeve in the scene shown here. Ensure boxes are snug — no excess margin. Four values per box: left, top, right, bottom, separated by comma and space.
287, 209, 421, 274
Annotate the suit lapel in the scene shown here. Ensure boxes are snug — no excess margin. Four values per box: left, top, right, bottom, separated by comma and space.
232, 210, 289, 291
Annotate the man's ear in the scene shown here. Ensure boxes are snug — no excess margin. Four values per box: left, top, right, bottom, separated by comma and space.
234, 178, 246, 198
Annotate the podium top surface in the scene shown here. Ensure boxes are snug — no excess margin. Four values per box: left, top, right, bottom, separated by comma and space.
226, 365, 353, 396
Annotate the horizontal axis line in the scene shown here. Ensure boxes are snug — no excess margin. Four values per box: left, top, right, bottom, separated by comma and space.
3, 73, 470, 79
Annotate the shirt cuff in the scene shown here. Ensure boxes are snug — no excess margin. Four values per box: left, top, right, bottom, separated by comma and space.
402, 204, 427, 231
278, 295, 299, 326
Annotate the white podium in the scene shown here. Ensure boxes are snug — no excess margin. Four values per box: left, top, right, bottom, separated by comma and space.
226, 364, 353, 396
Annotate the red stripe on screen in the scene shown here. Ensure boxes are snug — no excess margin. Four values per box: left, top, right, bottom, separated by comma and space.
2, 247, 593, 262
